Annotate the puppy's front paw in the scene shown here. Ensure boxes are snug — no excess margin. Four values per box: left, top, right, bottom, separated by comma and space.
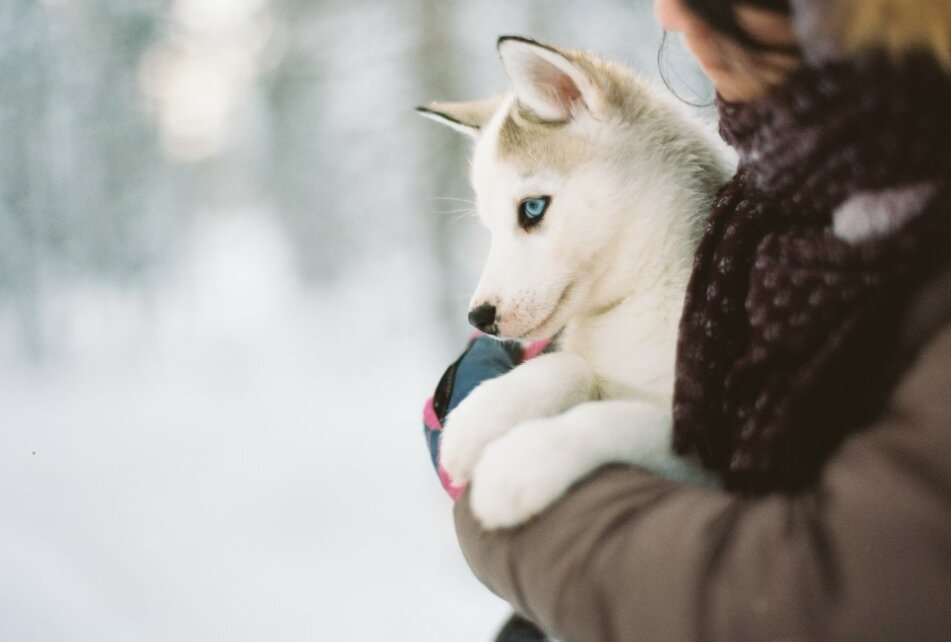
470, 418, 588, 530
441, 388, 521, 486
439, 411, 485, 487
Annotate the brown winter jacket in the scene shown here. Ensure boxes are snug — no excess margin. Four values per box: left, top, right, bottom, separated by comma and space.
453, 264, 951, 641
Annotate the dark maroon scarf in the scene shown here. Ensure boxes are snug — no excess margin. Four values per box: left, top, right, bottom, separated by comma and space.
672, 54, 951, 494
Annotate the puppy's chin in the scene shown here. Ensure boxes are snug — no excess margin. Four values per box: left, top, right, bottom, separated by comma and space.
494, 312, 554, 341
495, 325, 548, 341
505, 302, 573, 341
528, 283, 582, 338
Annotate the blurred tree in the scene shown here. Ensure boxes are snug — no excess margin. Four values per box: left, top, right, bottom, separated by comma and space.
262, 0, 353, 283
411, 0, 474, 340
0, 0, 179, 356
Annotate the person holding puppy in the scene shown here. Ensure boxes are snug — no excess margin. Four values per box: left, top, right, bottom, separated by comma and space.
425, 0, 951, 639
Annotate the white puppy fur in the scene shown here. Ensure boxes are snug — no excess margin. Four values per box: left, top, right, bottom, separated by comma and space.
419, 37, 734, 529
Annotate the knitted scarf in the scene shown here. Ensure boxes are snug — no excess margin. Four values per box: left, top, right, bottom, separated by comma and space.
672, 54, 951, 494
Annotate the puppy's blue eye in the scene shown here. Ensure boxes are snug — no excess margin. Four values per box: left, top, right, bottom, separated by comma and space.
518, 196, 550, 229
524, 199, 546, 217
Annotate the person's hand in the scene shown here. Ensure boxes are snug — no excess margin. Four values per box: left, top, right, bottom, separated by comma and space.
422, 335, 550, 499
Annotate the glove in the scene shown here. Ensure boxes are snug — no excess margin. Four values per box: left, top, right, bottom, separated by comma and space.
422, 335, 551, 499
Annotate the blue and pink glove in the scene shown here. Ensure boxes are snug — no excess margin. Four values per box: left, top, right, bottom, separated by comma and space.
422, 335, 551, 499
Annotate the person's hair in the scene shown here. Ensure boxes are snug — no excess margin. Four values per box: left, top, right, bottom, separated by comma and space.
657, 0, 797, 106
680, 0, 951, 68
834, 0, 951, 70
681, 0, 797, 54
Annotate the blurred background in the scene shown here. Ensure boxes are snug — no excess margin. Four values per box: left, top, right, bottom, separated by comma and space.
0, 0, 709, 640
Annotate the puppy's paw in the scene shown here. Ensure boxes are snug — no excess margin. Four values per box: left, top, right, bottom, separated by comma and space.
470, 417, 589, 530
439, 413, 485, 487
440, 388, 522, 485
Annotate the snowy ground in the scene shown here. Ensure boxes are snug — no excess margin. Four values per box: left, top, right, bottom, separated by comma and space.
0, 213, 510, 642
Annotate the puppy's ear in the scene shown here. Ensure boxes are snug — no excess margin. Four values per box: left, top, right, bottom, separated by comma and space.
497, 36, 605, 123
416, 97, 502, 139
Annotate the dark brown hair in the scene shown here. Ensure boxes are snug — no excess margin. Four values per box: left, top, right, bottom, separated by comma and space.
682, 0, 797, 54
657, 0, 799, 104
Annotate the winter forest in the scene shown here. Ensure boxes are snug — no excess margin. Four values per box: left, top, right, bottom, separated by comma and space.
0, 0, 709, 640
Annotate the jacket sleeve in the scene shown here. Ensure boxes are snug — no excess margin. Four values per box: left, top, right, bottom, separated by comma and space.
453, 322, 951, 642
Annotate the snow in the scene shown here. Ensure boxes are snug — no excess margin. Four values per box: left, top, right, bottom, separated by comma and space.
0, 212, 510, 642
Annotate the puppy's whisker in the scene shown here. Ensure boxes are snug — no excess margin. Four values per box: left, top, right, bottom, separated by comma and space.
432, 196, 476, 205
435, 207, 478, 221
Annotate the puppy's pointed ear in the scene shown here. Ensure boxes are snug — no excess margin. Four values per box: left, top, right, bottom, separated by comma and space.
497, 36, 604, 122
416, 97, 502, 139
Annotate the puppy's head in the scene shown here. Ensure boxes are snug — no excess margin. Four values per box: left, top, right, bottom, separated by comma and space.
419, 37, 650, 339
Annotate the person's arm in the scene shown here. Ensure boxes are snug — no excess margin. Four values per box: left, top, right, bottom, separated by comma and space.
454, 321, 951, 641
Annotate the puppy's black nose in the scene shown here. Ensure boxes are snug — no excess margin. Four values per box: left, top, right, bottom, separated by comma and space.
468, 304, 497, 334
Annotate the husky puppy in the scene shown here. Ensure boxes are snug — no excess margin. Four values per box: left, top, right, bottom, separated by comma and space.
419, 37, 733, 529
